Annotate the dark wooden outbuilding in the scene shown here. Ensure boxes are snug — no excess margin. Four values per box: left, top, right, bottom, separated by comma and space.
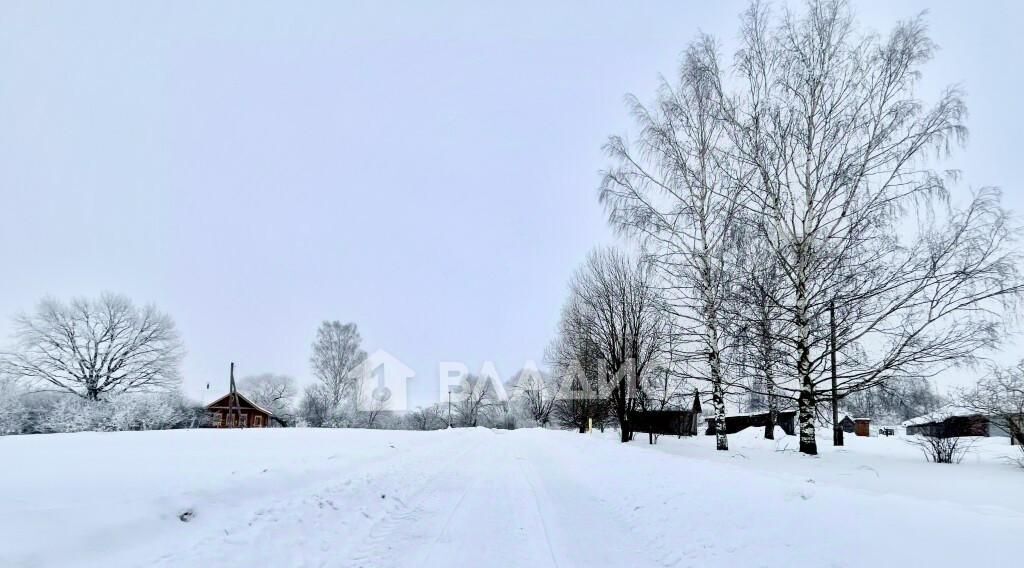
705, 410, 798, 436
629, 392, 703, 437
630, 410, 700, 437
905, 415, 990, 438
630, 392, 704, 438
902, 405, 1024, 444
838, 416, 856, 433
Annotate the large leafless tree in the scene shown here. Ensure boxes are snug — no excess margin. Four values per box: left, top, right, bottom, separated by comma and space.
594, 0, 1023, 456
451, 373, 497, 427
309, 320, 367, 411
548, 305, 611, 434
240, 373, 298, 425
551, 248, 667, 442
6, 293, 183, 401
508, 366, 557, 427
726, 0, 1023, 454
601, 37, 741, 450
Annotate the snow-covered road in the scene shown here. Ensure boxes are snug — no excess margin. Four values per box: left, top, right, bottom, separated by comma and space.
2, 427, 1022, 567
148, 429, 647, 568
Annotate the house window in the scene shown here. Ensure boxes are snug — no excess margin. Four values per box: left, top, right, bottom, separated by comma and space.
253, 415, 263, 427
227, 414, 237, 427
239, 413, 247, 428
211, 413, 223, 427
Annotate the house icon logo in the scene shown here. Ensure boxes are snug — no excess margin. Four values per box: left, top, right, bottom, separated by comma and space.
350, 349, 415, 412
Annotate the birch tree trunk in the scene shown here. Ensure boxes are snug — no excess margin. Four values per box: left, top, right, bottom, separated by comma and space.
796, 249, 817, 455
763, 334, 777, 440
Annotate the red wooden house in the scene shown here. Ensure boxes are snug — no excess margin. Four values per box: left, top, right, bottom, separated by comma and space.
206, 391, 273, 428
205, 362, 275, 428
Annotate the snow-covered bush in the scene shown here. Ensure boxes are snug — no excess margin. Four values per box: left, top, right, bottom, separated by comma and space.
482, 403, 518, 430
104, 393, 190, 431
0, 379, 30, 435
39, 396, 105, 433
36, 392, 193, 433
298, 383, 332, 427
405, 404, 448, 430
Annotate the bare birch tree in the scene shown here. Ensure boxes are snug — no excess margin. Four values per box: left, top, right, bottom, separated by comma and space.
601, 37, 741, 450
594, 0, 1023, 456
6, 293, 183, 400
727, 0, 1024, 454
309, 321, 367, 411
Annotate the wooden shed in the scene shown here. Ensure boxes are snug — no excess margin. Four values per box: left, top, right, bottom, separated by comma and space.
705, 409, 798, 436
838, 415, 856, 433
903, 406, 1020, 443
905, 410, 994, 438
630, 392, 703, 437
854, 418, 871, 437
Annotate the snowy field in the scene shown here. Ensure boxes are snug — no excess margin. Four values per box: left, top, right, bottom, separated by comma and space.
1, 428, 1022, 568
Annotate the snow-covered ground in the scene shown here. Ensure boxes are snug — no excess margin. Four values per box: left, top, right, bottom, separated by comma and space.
1, 427, 1021, 567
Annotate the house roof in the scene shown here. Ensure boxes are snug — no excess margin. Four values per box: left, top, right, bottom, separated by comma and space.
717, 407, 797, 418
205, 392, 275, 416
902, 405, 983, 427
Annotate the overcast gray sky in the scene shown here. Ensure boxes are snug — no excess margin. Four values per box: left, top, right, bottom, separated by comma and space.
2, 0, 1022, 404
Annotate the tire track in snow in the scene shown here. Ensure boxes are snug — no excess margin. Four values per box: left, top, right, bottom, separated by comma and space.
343, 440, 484, 567
147, 431, 482, 568
407, 433, 564, 568
514, 457, 561, 568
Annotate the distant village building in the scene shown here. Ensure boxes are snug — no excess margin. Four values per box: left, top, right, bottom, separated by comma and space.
206, 392, 274, 428
854, 418, 871, 437
903, 406, 1016, 443
629, 392, 703, 437
705, 409, 798, 436
838, 415, 856, 434
204, 362, 276, 428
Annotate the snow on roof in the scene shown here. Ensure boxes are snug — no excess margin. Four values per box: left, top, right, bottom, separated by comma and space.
901, 405, 982, 427
205, 391, 275, 416
244, 396, 275, 417
713, 407, 797, 418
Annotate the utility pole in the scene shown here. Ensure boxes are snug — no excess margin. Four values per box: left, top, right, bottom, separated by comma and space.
228, 362, 243, 429
830, 300, 843, 446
